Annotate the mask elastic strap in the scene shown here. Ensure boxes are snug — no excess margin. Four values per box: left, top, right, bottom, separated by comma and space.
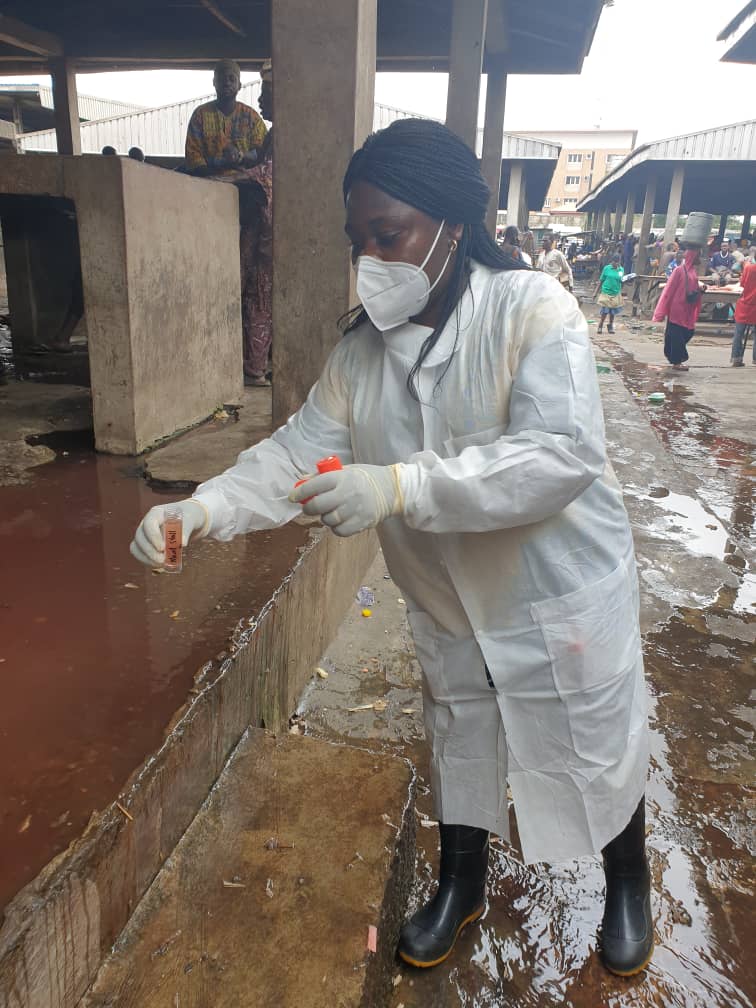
419, 219, 447, 272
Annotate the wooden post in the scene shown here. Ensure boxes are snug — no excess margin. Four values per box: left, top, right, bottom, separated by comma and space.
271, 0, 377, 426
613, 200, 623, 236
663, 164, 684, 246
445, 0, 488, 149
49, 58, 81, 155
623, 191, 636, 236
481, 63, 507, 236
636, 176, 657, 275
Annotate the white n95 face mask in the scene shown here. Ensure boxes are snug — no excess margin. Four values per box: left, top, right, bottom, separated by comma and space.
354, 220, 455, 332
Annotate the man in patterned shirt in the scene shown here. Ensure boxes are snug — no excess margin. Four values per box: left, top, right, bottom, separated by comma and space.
185, 59, 267, 175
185, 60, 270, 383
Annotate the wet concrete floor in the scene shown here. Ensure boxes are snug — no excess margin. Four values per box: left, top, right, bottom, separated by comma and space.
299, 308, 755, 1007
0, 380, 308, 916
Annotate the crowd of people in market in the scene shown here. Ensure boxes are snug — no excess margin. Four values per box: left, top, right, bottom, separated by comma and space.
497, 221, 756, 371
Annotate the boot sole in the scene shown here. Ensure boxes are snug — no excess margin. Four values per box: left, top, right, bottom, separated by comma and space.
602, 942, 654, 977
398, 905, 485, 969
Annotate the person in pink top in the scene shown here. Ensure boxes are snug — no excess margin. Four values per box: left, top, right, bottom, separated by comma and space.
731, 257, 756, 366
652, 249, 704, 371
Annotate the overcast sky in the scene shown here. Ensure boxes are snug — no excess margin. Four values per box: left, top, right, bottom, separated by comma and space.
1, 0, 752, 145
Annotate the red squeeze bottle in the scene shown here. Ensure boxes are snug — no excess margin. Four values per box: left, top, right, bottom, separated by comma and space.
294, 455, 343, 504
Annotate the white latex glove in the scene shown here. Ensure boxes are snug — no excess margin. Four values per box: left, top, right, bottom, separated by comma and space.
288, 464, 404, 537
129, 499, 210, 567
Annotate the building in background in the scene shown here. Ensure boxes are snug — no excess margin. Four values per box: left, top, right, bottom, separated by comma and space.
513, 129, 637, 218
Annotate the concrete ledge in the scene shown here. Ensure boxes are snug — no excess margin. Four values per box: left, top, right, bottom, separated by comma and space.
0, 527, 378, 1007
82, 730, 416, 1008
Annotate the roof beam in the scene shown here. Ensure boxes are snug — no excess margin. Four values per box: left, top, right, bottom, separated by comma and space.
198, 0, 246, 37
0, 14, 62, 57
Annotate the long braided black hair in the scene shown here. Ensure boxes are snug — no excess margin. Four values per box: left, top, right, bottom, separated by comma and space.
342, 118, 530, 399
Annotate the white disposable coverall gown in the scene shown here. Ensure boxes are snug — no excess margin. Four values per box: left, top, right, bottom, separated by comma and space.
194, 263, 649, 865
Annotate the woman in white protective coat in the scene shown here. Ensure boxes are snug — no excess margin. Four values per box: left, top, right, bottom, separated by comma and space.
131, 119, 652, 976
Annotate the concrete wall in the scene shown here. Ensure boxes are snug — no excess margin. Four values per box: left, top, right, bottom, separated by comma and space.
0, 153, 242, 454
0, 525, 378, 1008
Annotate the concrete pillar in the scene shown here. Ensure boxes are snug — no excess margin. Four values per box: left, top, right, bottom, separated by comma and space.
623, 191, 636, 235
741, 212, 752, 240
663, 164, 684, 246
507, 161, 525, 231
636, 175, 657, 275
717, 215, 727, 240
613, 200, 624, 236
481, 63, 507, 235
271, 0, 377, 426
11, 99, 23, 153
603, 206, 612, 237
445, 0, 488, 149
49, 58, 81, 155
518, 177, 528, 232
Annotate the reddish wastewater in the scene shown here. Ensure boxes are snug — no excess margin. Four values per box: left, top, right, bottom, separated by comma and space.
0, 438, 307, 914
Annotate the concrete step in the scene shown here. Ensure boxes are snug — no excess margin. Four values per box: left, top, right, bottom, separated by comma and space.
81, 729, 415, 1008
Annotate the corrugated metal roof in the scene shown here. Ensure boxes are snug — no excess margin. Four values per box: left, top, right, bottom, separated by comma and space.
578, 118, 756, 209
0, 83, 143, 123
21, 89, 560, 163
36, 85, 143, 122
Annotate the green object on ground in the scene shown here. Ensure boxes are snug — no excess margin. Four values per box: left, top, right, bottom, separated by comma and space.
647, 392, 666, 403
596, 364, 611, 374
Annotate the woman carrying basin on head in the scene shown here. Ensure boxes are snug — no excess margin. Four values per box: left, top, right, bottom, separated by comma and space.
130, 119, 652, 977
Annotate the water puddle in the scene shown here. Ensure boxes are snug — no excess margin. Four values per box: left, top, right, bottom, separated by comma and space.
0, 433, 308, 914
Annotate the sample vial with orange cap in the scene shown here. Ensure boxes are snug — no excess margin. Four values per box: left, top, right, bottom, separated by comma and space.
294, 455, 343, 503
163, 505, 183, 573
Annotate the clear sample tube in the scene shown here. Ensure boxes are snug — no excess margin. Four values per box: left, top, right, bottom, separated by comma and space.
163, 504, 183, 573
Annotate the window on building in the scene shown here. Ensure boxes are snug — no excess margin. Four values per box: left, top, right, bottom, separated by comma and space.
563, 198, 577, 206
543, 198, 551, 208
567, 153, 582, 163
565, 175, 580, 186
605, 154, 624, 171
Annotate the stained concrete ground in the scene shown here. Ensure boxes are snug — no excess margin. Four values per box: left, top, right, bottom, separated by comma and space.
298, 304, 755, 1008
82, 730, 416, 1008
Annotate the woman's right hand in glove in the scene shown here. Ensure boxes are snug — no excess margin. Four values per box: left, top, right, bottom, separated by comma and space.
130, 499, 210, 567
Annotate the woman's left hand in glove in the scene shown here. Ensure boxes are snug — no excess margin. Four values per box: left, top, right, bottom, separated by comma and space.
289, 463, 404, 537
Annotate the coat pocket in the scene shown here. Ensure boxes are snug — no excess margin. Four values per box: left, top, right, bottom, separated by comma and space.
530, 560, 641, 767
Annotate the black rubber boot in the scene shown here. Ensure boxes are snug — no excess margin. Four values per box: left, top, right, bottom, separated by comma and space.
600, 799, 654, 976
398, 824, 488, 968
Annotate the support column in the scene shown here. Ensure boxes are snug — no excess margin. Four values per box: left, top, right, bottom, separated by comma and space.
717, 215, 727, 241
741, 212, 752, 241
445, 0, 488, 149
636, 175, 657, 275
11, 99, 23, 153
603, 206, 612, 237
518, 177, 528, 231
507, 162, 524, 230
663, 164, 684, 246
613, 200, 624, 236
271, 0, 377, 425
481, 63, 507, 235
623, 191, 636, 235
49, 58, 81, 155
